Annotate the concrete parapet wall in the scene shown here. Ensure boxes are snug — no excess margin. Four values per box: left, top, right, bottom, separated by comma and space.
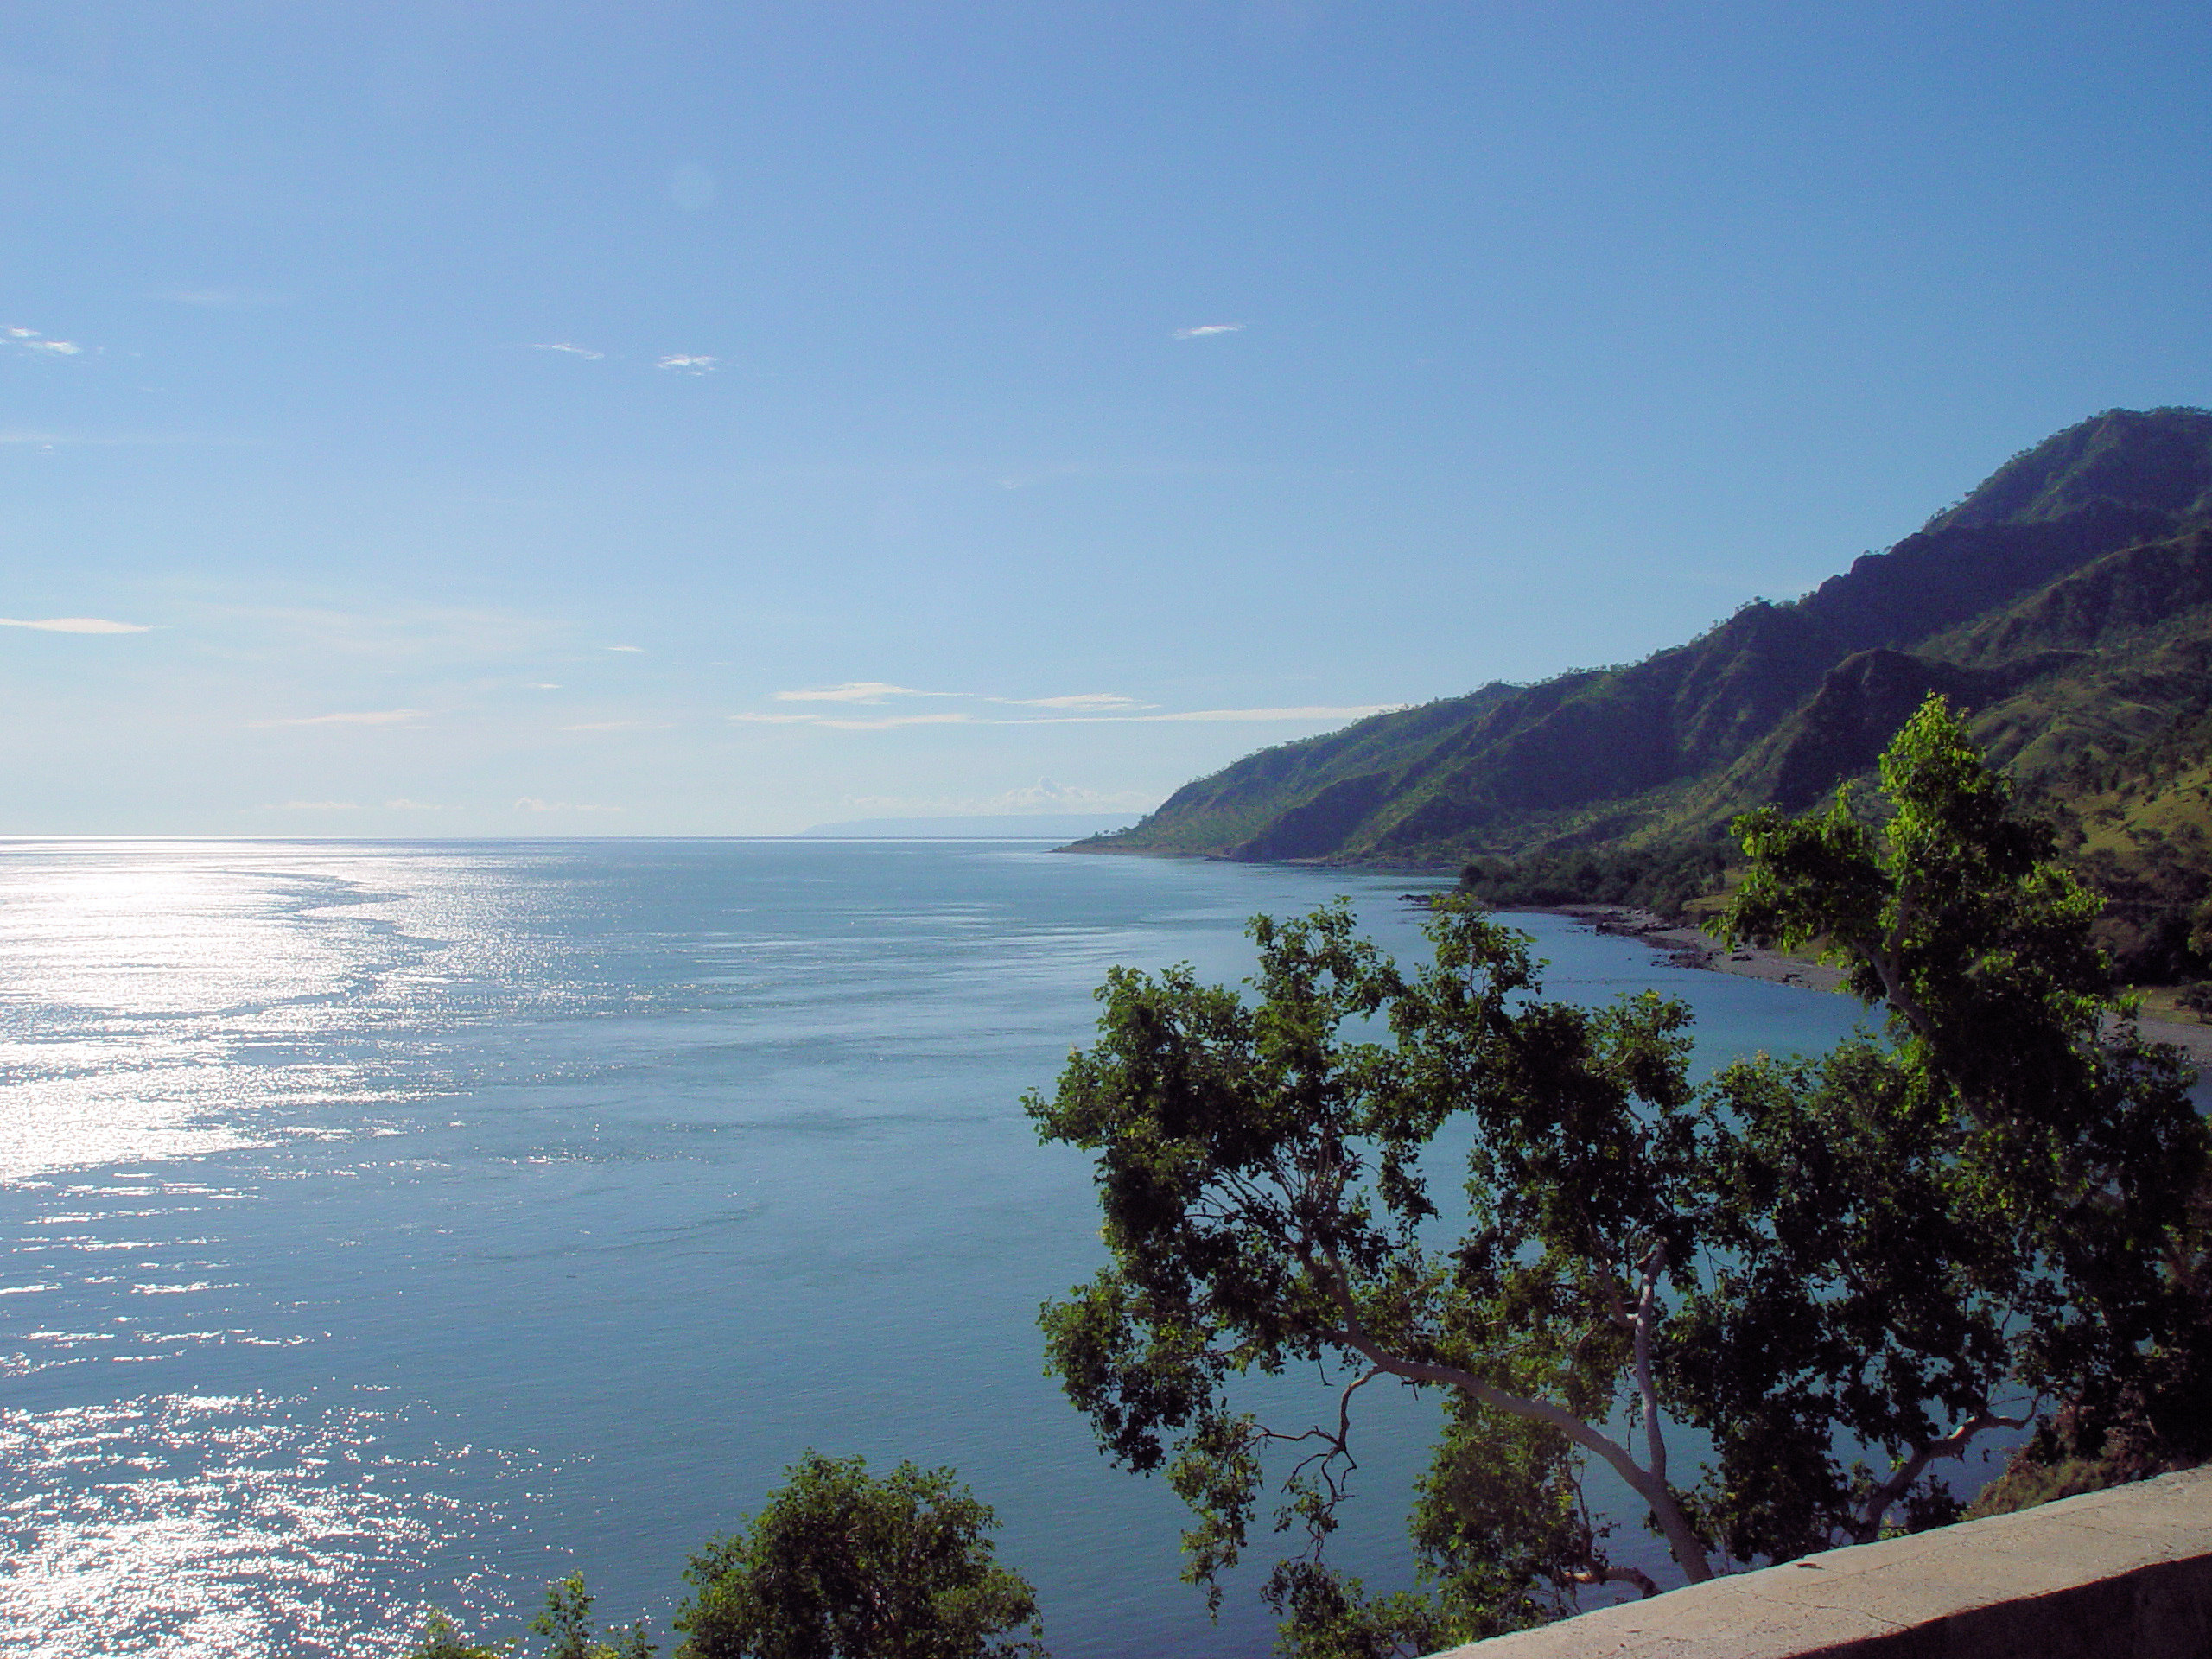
1433, 1465, 2212, 1659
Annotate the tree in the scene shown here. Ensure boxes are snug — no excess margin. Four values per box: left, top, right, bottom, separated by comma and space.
532, 1573, 657, 1659
1030, 898, 1714, 1651
1028, 696, 2207, 1654
672, 1452, 1046, 1659
395, 1576, 655, 1659
1716, 694, 2209, 1523
398, 1611, 506, 1659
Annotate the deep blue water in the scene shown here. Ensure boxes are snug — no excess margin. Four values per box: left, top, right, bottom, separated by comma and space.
0, 839, 1885, 1657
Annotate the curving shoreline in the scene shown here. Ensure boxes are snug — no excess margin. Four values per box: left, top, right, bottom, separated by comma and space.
1543, 902, 2212, 1072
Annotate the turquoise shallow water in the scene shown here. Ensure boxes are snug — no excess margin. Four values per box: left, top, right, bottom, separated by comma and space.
0, 839, 1883, 1657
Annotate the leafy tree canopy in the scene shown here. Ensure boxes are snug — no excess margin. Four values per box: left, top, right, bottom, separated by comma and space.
1030, 695, 2207, 1656
673, 1452, 1046, 1659
396, 1575, 655, 1659
399, 1611, 509, 1659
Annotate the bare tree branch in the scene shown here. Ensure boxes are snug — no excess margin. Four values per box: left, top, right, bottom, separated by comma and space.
1565, 1563, 1662, 1599
1850, 1407, 2032, 1542
1305, 1258, 1715, 1584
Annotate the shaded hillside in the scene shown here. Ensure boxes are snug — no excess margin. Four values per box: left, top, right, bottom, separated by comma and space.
1082, 407, 2212, 872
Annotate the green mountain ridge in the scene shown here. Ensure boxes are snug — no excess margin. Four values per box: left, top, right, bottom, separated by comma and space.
1081, 408, 2212, 879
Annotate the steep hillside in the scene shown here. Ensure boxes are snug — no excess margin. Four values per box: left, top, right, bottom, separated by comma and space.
1081, 407, 2212, 874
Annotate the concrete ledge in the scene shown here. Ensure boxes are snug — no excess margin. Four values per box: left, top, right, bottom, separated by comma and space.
1433, 1465, 2212, 1659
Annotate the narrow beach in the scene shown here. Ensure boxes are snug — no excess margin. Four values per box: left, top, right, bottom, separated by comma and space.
1554, 903, 2212, 1071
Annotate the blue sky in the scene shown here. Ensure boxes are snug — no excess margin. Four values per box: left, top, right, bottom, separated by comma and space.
3, 1, 2208, 835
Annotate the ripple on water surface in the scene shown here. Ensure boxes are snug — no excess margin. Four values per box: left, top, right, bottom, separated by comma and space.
0, 840, 1883, 1658
0, 1392, 524, 1658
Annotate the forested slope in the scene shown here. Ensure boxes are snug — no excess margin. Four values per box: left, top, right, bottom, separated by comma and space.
1082, 408, 2212, 888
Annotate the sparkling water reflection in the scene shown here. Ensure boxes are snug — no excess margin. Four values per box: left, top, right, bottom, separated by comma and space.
0, 840, 1878, 1657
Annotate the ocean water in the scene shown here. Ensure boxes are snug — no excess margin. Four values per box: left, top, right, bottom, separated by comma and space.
0, 839, 1878, 1658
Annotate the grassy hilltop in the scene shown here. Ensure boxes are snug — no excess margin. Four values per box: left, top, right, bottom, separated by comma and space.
1077, 407, 2212, 982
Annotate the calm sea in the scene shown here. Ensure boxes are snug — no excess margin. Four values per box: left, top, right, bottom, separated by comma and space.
0, 839, 1882, 1658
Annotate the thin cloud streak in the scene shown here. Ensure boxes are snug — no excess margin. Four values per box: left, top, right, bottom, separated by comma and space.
993, 692, 1148, 709
1012, 704, 1402, 725
3, 327, 82, 355
531, 342, 605, 359
0, 616, 150, 633
1172, 322, 1246, 340
815, 712, 977, 731
254, 709, 426, 728
735, 702, 1402, 731
0, 430, 257, 449
773, 682, 958, 704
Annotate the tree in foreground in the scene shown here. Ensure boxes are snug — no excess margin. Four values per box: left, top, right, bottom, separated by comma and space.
398, 1574, 654, 1659
399, 1611, 507, 1659
533, 1573, 657, 1658
1029, 695, 2207, 1655
673, 1452, 1046, 1659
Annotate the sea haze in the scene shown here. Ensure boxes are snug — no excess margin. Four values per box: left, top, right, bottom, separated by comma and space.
0, 840, 1879, 1658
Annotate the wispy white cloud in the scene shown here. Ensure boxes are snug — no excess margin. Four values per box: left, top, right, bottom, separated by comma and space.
255, 709, 425, 728
0, 429, 254, 451
773, 682, 957, 705
274, 800, 359, 811
1072, 704, 1398, 724
531, 342, 605, 359
738, 690, 1400, 731
560, 720, 668, 732
993, 692, 1148, 709
0, 615, 149, 634
515, 797, 624, 813
385, 798, 449, 810
657, 354, 719, 374
3, 326, 84, 356
604, 645, 645, 653
1173, 322, 1246, 340
815, 712, 976, 731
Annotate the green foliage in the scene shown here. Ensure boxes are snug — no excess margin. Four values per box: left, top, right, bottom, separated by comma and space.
1722, 698, 2204, 1384
1035, 698, 2209, 1648
392, 1576, 656, 1659
1456, 842, 1728, 918
672, 1451, 1045, 1659
1718, 694, 2210, 1494
1726, 692, 2113, 1076
399, 1611, 507, 1659
532, 1573, 656, 1659
1030, 895, 1719, 1641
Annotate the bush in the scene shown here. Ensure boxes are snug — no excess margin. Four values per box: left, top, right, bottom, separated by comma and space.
674, 1452, 1045, 1659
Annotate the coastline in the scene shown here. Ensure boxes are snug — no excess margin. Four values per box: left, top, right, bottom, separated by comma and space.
1547, 902, 2212, 1071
